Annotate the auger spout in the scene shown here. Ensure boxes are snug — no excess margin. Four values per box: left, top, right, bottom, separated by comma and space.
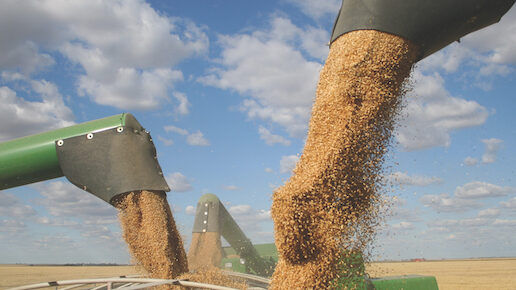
0, 113, 170, 204
330, 0, 515, 61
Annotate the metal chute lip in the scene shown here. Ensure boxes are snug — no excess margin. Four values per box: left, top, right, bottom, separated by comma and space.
329, 0, 516, 61
55, 124, 171, 205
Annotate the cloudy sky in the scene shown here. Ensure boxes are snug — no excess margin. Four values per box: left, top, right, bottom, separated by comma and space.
1, 0, 515, 264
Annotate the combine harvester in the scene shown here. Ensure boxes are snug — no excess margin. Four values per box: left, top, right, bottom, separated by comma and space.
0, 114, 251, 290
188, 194, 438, 289
2, 0, 515, 288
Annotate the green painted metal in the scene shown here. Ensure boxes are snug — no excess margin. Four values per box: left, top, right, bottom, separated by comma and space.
371, 275, 439, 290
192, 193, 276, 276
332, 251, 374, 289
221, 257, 247, 274
222, 243, 278, 260
0, 113, 130, 190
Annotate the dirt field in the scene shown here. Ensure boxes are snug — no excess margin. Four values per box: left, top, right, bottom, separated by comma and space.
367, 258, 516, 290
1, 258, 515, 289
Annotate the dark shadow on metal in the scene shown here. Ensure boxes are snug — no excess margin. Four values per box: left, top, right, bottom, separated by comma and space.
330, 0, 515, 61
56, 118, 170, 205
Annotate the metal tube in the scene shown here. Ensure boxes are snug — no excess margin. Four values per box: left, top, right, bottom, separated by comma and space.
330, 0, 515, 61
192, 193, 276, 277
0, 113, 131, 190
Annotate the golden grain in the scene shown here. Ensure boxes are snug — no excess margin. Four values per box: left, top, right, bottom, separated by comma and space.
271, 30, 417, 289
115, 190, 188, 280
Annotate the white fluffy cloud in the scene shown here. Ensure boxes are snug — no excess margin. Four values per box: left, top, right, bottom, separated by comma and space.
460, 7, 516, 66
200, 17, 325, 137
228, 204, 272, 242
186, 131, 210, 146
417, 8, 516, 89
0, 192, 37, 218
386, 197, 422, 222
0, 220, 26, 233
0, 79, 74, 141
164, 125, 189, 135
157, 135, 174, 146
173, 92, 191, 116
391, 221, 414, 231
280, 154, 299, 174
164, 125, 210, 146
166, 172, 193, 192
388, 172, 442, 187
185, 205, 196, 215
427, 217, 491, 228
420, 194, 480, 213
36, 181, 116, 217
396, 70, 489, 151
477, 208, 500, 218
222, 185, 240, 191
0, 0, 208, 111
455, 181, 514, 199
481, 138, 503, 164
463, 156, 479, 167
229, 205, 252, 215
492, 219, 516, 227
258, 126, 291, 146
500, 197, 516, 209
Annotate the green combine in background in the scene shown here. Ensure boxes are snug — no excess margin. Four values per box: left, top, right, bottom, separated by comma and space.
189, 193, 438, 289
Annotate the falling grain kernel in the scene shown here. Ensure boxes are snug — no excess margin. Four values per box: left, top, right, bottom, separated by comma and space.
187, 232, 224, 271
114, 190, 188, 280
271, 30, 418, 289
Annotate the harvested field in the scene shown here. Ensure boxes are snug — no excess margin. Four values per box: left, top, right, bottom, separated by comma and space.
0, 265, 139, 289
3, 258, 515, 289
367, 258, 516, 290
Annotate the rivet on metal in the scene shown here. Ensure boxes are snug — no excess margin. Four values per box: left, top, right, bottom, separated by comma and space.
202, 229, 206, 232
57, 140, 64, 146
86, 133, 93, 140
116, 127, 124, 133
203, 220, 207, 224
204, 211, 208, 215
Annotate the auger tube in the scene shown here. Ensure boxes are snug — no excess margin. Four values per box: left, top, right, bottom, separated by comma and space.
330, 0, 515, 61
0, 113, 170, 204
192, 193, 275, 277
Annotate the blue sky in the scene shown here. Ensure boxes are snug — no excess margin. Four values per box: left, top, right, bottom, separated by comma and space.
1, 0, 515, 264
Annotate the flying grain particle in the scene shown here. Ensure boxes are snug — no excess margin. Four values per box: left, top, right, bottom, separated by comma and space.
270, 30, 417, 289
114, 190, 188, 280
187, 232, 224, 271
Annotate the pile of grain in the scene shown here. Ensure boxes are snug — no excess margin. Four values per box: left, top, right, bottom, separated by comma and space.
187, 232, 224, 271
177, 266, 247, 289
115, 190, 188, 280
271, 30, 417, 289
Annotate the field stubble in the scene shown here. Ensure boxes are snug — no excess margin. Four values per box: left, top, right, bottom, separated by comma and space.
0, 265, 139, 289
367, 258, 516, 290
2, 258, 515, 289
